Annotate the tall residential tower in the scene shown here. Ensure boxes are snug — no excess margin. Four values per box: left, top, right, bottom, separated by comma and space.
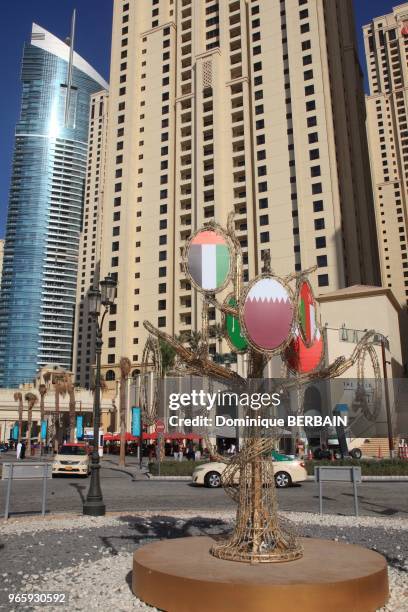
74, 90, 109, 388
364, 2, 408, 308
0, 23, 108, 388
77, 0, 380, 383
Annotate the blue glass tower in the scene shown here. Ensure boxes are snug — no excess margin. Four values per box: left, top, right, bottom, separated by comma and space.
0, 23, 108, 387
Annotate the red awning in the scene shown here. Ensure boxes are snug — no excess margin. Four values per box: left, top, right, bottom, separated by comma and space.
103, 432, 203, 442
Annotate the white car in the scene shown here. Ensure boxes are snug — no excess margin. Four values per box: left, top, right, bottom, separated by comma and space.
192, 456, 307, 489
52, 443, 90, 477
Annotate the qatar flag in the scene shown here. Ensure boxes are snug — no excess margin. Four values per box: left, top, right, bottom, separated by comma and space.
243, 278, 293, 351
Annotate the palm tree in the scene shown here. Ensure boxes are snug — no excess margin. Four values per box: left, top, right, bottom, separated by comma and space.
187, 331, 202, 353
13, 392, 24, 442
119, 357, 131, 467
159, 339, 176, 374
25, 392, 38, 456
64, 374, 76, 443
38, 384, 47, 453
211, 323, 224, 358
54, 377, 67, 451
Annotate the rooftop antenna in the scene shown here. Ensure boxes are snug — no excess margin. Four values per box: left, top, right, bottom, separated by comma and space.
64, 8, 76, 127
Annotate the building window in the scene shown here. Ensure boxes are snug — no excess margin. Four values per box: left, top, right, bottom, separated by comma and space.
314, 218, 325, 230
316, 255, 327, 267
260, 232, 269, 243
312, 183, 322, 194
318, 274, 329, 287
315, 236, 326, 249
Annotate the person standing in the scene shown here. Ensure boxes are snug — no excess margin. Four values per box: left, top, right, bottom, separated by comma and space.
20, 440, 26, 459
16, 440, 22, 460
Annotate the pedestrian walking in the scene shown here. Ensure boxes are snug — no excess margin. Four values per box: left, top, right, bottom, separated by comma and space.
16, 440, 22, 460
20, 440, 26, 459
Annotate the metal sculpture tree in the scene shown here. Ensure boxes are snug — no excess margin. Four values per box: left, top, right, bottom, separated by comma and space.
141, 213, 381, 563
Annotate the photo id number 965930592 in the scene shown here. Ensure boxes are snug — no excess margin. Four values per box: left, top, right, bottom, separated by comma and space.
7, 593, 66, 605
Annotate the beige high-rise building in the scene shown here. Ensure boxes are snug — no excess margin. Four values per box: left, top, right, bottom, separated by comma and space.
364, 3, 408, 309
76, 0, 380, 385
74, 90, 109, 387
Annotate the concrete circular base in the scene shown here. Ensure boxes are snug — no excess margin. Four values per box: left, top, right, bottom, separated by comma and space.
132, 536, 388, 612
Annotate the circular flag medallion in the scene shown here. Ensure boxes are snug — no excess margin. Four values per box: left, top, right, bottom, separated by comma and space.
284, 327, 324, 374
297, 279, 318, 347
224, 295, 248, 353
241, 276, 294, 353
185, 228, 232, 293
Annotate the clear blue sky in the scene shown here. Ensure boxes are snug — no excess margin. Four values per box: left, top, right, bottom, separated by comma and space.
0, 0, 397, 237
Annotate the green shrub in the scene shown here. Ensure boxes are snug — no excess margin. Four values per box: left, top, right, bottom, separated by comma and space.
148, 460, 208, 476
305, 458, 408, 476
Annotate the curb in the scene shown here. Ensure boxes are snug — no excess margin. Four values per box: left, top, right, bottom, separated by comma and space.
307, 475, 408, 481
147, 474, 192, 481
147, 475, 408, 482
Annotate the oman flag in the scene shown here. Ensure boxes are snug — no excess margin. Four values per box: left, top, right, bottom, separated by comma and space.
298, 281, 317, 346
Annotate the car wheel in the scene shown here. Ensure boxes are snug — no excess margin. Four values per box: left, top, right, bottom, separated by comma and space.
204, 471, 222, 488
275, 471, 292, 488
351, 448, 362, 460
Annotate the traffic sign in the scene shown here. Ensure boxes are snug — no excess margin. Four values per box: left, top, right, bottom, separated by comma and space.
155, 420, 165, 434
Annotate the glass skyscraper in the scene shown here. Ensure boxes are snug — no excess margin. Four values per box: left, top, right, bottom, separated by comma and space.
0, 23, 108, 388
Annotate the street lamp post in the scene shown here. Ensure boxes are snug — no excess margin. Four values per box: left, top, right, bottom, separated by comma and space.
380, 336, 394, 459
83, 275, 117, 516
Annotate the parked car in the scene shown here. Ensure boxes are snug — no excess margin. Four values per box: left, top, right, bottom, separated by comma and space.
313, 442, 363, 460
52, 443, 90, 477
192, 453, 307, 489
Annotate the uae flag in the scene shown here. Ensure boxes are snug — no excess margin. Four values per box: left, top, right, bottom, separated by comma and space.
298, 281, 317, 345
188, 230, 230, 291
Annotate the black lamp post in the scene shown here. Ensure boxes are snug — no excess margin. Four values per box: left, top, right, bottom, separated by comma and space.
83, 275, 117, 516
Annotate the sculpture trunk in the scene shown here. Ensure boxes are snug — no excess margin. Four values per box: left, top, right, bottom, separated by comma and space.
210, 352, 303, 563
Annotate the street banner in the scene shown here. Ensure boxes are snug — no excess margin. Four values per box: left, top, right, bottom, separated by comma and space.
41, 420, 47, 440
76, 415, 83, 440
132, 407, 141, 437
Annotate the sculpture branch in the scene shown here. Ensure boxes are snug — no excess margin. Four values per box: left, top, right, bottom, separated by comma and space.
143, 321, 245, 384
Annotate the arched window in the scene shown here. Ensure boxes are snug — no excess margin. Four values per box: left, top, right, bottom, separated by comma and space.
106, 370, 116, 381
132, 369, 140, 379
